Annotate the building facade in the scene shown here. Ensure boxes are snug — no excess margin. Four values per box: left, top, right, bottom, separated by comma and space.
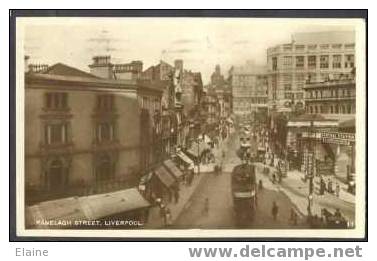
25, 63, 145, 205
303, 73, 356, 121
267, 31, 355, 111
229, 61, 268, 122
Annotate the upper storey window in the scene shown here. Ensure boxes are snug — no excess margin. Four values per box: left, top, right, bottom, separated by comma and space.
44, 92, 68, 110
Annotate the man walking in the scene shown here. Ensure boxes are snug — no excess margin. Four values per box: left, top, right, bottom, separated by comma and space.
272, 201, 279, 221
335, 183, 340, 197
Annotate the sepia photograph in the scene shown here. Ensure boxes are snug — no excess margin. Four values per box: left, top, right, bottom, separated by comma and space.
11, 12, 367, 239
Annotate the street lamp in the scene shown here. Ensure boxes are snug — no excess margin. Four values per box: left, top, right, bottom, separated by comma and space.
306, 120, 315, 215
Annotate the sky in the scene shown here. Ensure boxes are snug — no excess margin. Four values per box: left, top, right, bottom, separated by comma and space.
21, 18, 358, 83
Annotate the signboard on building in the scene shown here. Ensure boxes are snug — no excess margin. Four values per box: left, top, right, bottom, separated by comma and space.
301, 131, 355, 146
320, 131, 355, 145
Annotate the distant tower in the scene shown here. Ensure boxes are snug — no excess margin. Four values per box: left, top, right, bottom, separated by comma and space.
174, 59, 183, 72
215, 64, 221, 75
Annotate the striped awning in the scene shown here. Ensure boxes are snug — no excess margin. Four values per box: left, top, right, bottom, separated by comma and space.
163, 159, 184, 179
155, 165, 176, 188
176, 151, 195, 168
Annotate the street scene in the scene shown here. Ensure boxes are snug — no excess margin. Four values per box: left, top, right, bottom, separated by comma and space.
21, 18, 362, 233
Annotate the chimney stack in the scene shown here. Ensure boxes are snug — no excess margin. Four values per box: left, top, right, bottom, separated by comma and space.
89, 55, 114, 79
24, 55, 30, 73
28, 64, 49, 73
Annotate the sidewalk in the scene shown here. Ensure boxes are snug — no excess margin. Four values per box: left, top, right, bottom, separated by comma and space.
254, 162, 355, 221
144, 136, 229, 228
144, 172, 206, 228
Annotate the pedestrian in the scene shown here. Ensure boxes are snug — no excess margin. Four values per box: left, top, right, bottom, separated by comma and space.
203, 198, 209, 215
327, 179, 333, 193
159, 203, 166, 218
165, 208, 172, 227
258, 180, 263, 191
272, 201, 279, 221
335, 183, 340, 197
320, 178, 325, 195
272, 173, 276, 184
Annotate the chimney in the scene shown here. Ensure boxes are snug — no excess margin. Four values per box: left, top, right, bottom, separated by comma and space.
174, 59, 183, 72
89, 55, 114, 79
28, 64, 49, 73
131, 61, 143, 74
24, 55, 30, 73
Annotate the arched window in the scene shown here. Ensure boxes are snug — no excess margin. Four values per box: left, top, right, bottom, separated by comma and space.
47, 159, 67, 190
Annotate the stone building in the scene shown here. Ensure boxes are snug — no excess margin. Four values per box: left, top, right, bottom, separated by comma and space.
229, 61, 268, 122
303, 72, 356, 121
267, 31, 355, 111
25, 62, 157, 205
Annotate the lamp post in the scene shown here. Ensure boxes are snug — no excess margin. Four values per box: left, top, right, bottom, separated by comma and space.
194, 123, 202, 175
307, 121, 315, 215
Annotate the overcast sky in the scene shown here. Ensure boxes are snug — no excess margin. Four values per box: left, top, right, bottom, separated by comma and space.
22, 18, 358, 83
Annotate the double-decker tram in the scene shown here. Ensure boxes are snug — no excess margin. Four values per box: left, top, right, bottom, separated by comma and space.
231, 132, 257, 226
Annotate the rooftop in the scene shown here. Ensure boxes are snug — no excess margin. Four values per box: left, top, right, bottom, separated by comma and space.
231, 64, 267, 75
292, 31, 355, 45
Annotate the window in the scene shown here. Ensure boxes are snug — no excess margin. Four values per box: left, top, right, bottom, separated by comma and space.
284, 84, 292, 91
295, 45, 305, 51
347, 105, 352, 114
332, 55, 342, 68
45, 123, 68, 145
320, 55, 329, 68
272, 57, 278, 71
45, 93, 68, 110
96, 122, 114, 142
283, 56, 292, 68
308, 44, 317, 50
307, 56, 316, 69
283, 74, 292, 82
97, 95, 114, 111
345, 55, 355, 68
332, 44, 342, 49
283, 44, 292, 51
296, 56, 304, 68
344, 43, 355, 49
296, 93, 304, 100
284, 92, 293, 99
320, 44, 329, 50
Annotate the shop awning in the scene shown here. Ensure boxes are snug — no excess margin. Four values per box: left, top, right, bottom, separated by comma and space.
187, 142, 210, 158
26, 188, 151, 227
155, 165, 176, 188
139, 172, 153, 184
163, 159, 184, 179
26, 197, 86, 228
176, 151, 195, 168
80, 188, 150, 220
233, 191, 255, 199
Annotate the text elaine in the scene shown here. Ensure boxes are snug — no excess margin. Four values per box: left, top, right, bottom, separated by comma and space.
16, 248, 48, 257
